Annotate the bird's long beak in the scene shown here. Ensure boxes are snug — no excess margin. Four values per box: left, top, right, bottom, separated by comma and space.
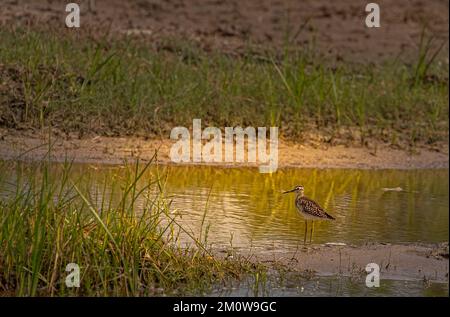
283, 189, 295, 194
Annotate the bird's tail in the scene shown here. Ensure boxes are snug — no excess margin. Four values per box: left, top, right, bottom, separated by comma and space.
325, 212, 335, 220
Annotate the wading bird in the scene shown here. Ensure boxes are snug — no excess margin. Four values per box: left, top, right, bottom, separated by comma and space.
283, 185, 335, 243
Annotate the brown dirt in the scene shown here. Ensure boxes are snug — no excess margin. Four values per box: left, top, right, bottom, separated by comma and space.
1, 0, 448, 63
0, 1, 448, 168
239, 242, 449, 282
0, 129, 448, 169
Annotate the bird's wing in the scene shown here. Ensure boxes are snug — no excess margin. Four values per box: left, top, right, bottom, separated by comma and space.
298, 197, 335, 220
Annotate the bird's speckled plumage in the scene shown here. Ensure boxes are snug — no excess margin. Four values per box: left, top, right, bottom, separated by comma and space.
283, 185, 335, 220
295, 195, 335, 220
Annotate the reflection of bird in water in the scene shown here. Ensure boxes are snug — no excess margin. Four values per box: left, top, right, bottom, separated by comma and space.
283, 185, 335, 243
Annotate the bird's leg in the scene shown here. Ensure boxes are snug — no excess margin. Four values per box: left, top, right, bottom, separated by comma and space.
313, 221, 315, 242
309, 221, 314, 243
304, 220, 308, 244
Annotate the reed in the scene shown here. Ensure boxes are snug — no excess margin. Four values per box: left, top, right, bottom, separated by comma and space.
0, 159, 259, 296
0, 26, 447, 147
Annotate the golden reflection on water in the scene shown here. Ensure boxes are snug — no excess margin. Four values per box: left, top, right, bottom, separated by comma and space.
156, 166, 448, 248
1, 162, 448, 249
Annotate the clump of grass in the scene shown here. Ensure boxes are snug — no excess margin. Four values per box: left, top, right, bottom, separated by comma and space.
412, 27, 446, 87
0, 26, 447, 147
0, 158, 260, 296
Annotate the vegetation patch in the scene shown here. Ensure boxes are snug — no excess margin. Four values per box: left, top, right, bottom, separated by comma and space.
0, 158, 262, 296
0, 27, 447, 149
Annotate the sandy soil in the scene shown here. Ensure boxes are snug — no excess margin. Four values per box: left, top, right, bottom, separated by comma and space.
238, 242, 449, 283
0, 129, 448, 169
1, 0, 448, 63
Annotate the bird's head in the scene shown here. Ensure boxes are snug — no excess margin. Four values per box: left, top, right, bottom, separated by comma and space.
283, 185, 304, 195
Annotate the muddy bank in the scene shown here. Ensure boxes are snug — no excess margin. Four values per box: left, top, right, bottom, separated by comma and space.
1, 0, 448, 63
0, 130, 448, 169
236, 242, 449, 283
